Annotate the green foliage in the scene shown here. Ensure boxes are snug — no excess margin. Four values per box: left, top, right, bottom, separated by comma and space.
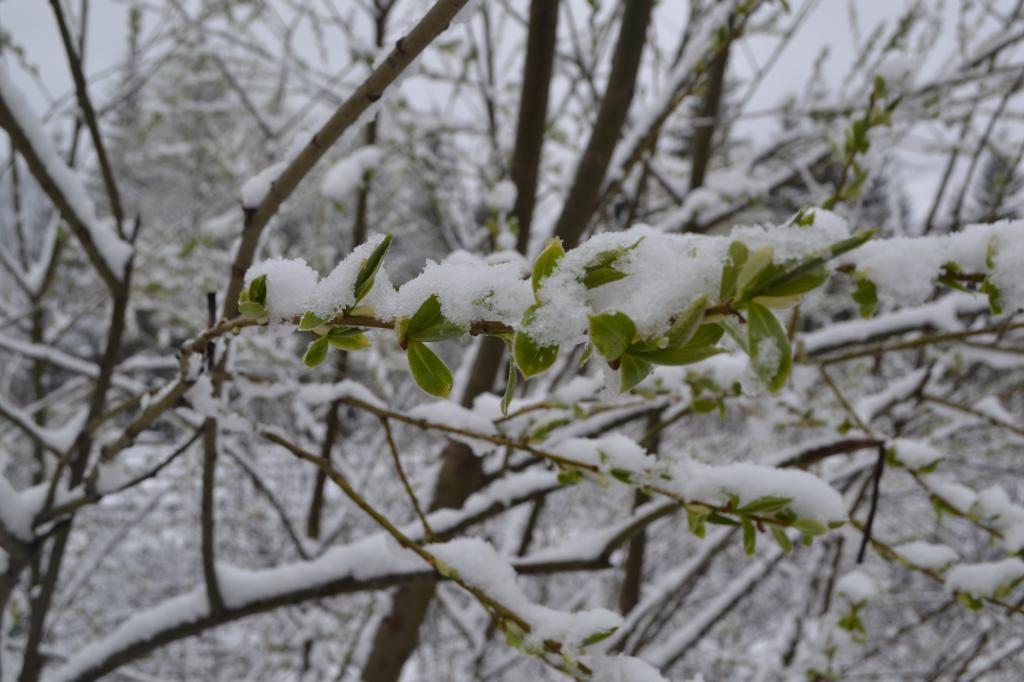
326, 326, 371, 351
353, 234, 392, 304
403, 294, 465, 343
588, 311, 636, 362
531, 238, 565, 295
406, 340, 453, 398
746, 302, 792, 392
303, 336, 330, 367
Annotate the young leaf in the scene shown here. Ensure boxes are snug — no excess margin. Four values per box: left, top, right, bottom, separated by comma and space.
741, 516, 756, 555
852, 276, 878, 318
238, 300, 266, 319
793, 518, 828, 537
303, 336, 330, 368
619, 353, 652, 392
687, 508, 708, 538
771, 526, 793, 554
514, 305, 559, 378
300, 311, 328, 331
327, 326, 371, 351
581, 627, 618, 647
720, 241, 749, 299
580, 266, 627, 289
406, 341, 453, 398
405, 294, 465, 342
579, 239, 641, 289
248, 274, 268, 306
514, 330, 559, 379
588, 311, 636, 362
736, 246, 774, 300
665, 294, 708, 347
531, 238, 565, 295
352, 234, 392, 303
746, 301, 792, 392
633, 345, 723, 367
501, 350, 517, 416
737, 496, 794, 515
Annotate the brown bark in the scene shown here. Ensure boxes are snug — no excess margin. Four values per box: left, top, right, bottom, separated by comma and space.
551, 0, 654, 248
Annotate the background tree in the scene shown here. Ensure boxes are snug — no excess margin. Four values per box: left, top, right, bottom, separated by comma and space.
1, 1, 1024, 681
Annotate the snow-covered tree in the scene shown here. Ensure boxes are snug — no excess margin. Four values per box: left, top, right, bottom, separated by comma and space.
2, 1, 1024, 680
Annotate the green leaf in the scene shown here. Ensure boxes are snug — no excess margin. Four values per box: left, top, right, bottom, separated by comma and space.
248, 274, 267, 306
300, 311, 328, 331
793, 518, 828, 537
687, 508, 707, 538
579, 240, 641, 289
957, 592, 984, 611
828, 229, 876, 258
771, 526, 793, 554
580, 266, 627, 289
610, 468, 633, 484
852, 276, 878, 318
688, 323, 726, 348
406, 341, 453, 398
514, 305, 559, 378
720, 241, 749, 300
665, 294, 708, 347
706, 513, 740, 526
741, 516, 756, 555
581, 627, 618, 647
353, 234, 392, 304
618, 353, 652, 392
588, 311, 636, 362
737, 496, 794, 515
303, 336, 330, 368
531, 238, 565, 295
981, 277, 1003, 315
557, 467, 584, 486
239, 300, 266, 319
755, 263, 829, 299
501, 349, 517, 416
327, 326, 371, 351
405, 294, 465, 342
633, 345, 724, 367
736, 246, 774, 300
746, 302, 792, 392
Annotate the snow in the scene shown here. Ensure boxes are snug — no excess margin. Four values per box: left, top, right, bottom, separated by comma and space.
304, 234, 391, 317
853, 368, 929, 425
409, 401, 499, 455
298, 379, 387, 410
241, 161, 287, 209
924, 475, 978, 514
321, 145, 384, 201
548, 433, 846, 522
554, 435, 657, 476
836, 570, 877, 604
847, 221, 1023, 308
990, 228, 1024, 311
244, 257, 318, 321
377, 250, 532, 326
889, 438, 943, 469
486, 179, 517, 212
428, 537, 622, 649
677, 460, 847, 523
972, 486, 1024, 552
947, 558, 1024, 598
585, 654, 670, 682
893, 541, 958, 570
0, 475, 43, 540
0, 395, 87, 453
802, 293, 987, 357
0, 63, 132, 278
